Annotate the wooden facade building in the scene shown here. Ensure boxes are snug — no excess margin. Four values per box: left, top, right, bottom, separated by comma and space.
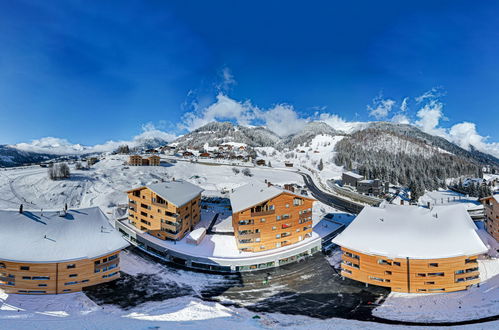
0, 207, 128, 295
481, 195, 499, 241
127, 181, 204, 241
333, 205, 488, 293
230, 183, 315, 252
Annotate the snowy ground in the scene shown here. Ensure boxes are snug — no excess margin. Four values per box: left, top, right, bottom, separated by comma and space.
419, 189, 480, 209
0, 155, 304, 215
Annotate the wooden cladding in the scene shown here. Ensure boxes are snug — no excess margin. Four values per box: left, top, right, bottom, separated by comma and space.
339, 247, 481, 293
127, 187, 201, 241
232, 192, 315, 252
0, 251, 122, 294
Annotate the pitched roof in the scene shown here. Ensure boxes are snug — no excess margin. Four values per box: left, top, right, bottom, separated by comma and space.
144, 180, 204, 207
230, 182, 313, 213
332, 204, 488, 259
0, 207, 129, 263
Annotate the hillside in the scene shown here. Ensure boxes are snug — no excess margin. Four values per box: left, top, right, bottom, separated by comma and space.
334, 128, 486, 191
0, 145, 56, 167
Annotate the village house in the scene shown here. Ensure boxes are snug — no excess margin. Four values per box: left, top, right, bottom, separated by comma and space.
480, 195, 499, 242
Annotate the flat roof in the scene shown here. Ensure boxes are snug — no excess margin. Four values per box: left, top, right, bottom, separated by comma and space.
0, 207, 129, 263
343, 171, 363, 179
332, 204, 488, 259
132, 180, 204, 207
229, 182, 313, 213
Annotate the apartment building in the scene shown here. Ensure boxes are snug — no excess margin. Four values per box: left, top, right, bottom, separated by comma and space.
481, 195, 499, 241
127, 180, 204, 240
128, 155, 161, 166
333, 204, 488, 293
0, 207, 128, 294
230, 182, 315, 252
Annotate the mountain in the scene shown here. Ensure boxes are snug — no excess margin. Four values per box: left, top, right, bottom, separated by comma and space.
279, 121, 342, 149
0, 145, 57, 167
333, 124, 498, 191
172, 122, 281, 149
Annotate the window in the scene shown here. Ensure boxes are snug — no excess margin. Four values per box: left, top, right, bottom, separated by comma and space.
63, 289, 72, 292
260, 246, 265, 250
69, 274, 78, 278
428, 263, 439, 267
272, 226, 277, 230
255, 238, 261, 242
108, 255, 118, 262
416, 273, 426, 277
424, 281, 435, 285
65, 281, 78, 285
276, 234, 281, 239
369, 276, 386, 282
393, 262, 401, 266
378, 259, 392, 266
20, 266, 29, 271
38, 284, 47, 287
293, 198, 303, 206
81, 279, 89, 283
417, 289, 427, 292
465, 258, 478, 264
428, 272, 445, 277
22, 276, 31, 280
429, 288, 445, 292
32, 276, 49, 280
385, 271, 392, 275
260, 218, 266, 223
67, 264, 76, 269
342, 268, 352, 274
275, 242, 281, 248
285, 204, 289, 208
0, 263, 5, 269
344, 251, 360, 260
94, 260, 101, 265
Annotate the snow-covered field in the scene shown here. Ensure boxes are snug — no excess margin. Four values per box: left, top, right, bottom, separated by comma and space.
0, 155, 304, 215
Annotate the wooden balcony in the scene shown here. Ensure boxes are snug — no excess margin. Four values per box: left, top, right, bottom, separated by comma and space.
250, 209, 275, 217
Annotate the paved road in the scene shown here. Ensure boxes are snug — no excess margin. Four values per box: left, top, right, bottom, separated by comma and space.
298, 172, 364, 214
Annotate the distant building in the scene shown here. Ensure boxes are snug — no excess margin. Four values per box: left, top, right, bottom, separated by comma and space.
356, 179, 387, 196
480, 195, 499, 242
284, 162, 294, 168
199, 152, 211, 158
87, 157, 99, 166
129, 155, 143, 166
333, 205, 488, 293
255, 159, 266, 166
183, 151, 194, 157
230, 182, 315, 252
127, 180, 204, 241
342, 171, 363, 187
0, 207, 128, 294
129, 155, 160, 166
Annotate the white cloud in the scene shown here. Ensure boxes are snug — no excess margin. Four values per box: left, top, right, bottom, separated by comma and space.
414, 90, 448, 137
317, 113, 365, 133
179, 93, 256, 132
391, 113, 410, 124
400, 97, 409, 112
12, 125, 177, 155
449, 122, 499, 158
256, 104, 307, 137
367, 94, 396, 119
216, 67, 236, 92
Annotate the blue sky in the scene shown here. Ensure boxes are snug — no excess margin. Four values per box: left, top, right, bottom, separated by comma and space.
1, 1, 498, 153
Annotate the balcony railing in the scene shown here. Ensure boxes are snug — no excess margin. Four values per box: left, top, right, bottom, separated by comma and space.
250, 209, 275, 217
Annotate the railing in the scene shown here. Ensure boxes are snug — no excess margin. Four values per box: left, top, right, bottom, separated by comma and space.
250, 209, 275, 217
152, 201, 168, 208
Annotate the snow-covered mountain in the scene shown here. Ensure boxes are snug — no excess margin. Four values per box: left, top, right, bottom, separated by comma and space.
0, 145, 57, 167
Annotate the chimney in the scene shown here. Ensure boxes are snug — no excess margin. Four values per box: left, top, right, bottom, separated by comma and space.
19, 204, 23, 214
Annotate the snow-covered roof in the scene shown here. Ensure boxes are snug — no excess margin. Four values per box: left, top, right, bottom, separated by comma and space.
332, 204, 488, 259
343, 171, 363, 179
358, 179, 374, 184
230, 182, 312, 213
0, 207, 129, 263
142, 180, 204, 207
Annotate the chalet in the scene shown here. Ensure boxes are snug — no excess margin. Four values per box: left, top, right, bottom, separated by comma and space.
480, 195, 499, 241
129, 155, 143, 166
284, 162, 294, 168
256, 159, 266, 166
182, 151, 194, 157
283, 184, 295, 192
0, 207, 128, 294
145, 149, 158, 154
333, 204, 488, 293
147, 155, 160, 166
238, 146, 245, 150
199, 152, 211, 158
230, 182, 316, 252
127, 181, 204, 241
342, 171, 363, 187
